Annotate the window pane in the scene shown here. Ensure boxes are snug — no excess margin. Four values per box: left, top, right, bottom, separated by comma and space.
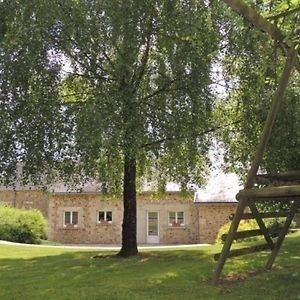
65, 211, 71, 225
72, 211, 78, 225
169, 212, 176, 224
177, 212, 184, 224
98, 211, 105, 222
148, 212, 158, 236
106, 211, 112, 222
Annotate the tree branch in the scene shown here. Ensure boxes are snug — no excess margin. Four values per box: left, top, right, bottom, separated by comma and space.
222, 0, 284, 42
141, 79, 183, 102
267, 5, 300, 20
141, 120, 242, 149
60, 92, 91, 98
222, 0, 300, 73
55, 0, 116, 82
131, 13, 154, 90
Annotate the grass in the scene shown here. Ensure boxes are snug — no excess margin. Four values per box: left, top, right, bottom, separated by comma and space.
0, 233, 300, 300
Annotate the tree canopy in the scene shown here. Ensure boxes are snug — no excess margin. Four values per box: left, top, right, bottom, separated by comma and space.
0, 0, 220, 256
215, 0, 300, 178
1, 0, 299, 256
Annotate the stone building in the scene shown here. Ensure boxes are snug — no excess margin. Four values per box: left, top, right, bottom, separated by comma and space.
0, 188, 238, 245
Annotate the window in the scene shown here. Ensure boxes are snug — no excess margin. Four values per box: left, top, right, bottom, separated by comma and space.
98, 211, 112, 223
168, 211, 184, 227
64, 211, 78, 227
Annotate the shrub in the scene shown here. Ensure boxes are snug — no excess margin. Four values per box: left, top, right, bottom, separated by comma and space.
216, 218, 296, 244
216, 219, 260, 244
0, 205, 47, 244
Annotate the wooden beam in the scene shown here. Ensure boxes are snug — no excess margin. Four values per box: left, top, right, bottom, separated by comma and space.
221, 0, 300, 73
255, 171, 300, 185
214, 244, 270, 261
230, 211, 290, 220
212, 48, 297, 285
238, 197, 295, 204
248, 202, 275, 249
266, 202, 299, 269
212, 200, 248, 284
243, 51, 297, 189
221, 228, 281, 242
237, 185, 300, 200
224, 229, 263, 241
222, 0, 284, 43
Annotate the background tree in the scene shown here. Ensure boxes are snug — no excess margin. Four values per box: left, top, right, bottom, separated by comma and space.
0, 0, 220, 256
215, 0, 300, 178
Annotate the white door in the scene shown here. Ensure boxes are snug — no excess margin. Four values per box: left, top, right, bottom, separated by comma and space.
147, 212, 159, 243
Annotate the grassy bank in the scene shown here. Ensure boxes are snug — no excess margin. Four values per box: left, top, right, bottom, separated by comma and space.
0, 233, 300, 300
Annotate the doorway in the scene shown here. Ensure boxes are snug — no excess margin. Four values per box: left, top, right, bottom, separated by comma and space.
147, 211, 159, 243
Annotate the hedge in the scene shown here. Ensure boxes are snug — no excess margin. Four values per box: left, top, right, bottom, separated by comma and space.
0, 205, 47, 244
216, 218, 296, 244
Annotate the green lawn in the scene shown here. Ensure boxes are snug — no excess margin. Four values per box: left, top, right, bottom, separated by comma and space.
1, 233, 300, 300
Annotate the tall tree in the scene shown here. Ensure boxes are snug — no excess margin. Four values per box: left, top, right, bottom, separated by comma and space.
215, 0, 300, 177
0, 0, 219, 256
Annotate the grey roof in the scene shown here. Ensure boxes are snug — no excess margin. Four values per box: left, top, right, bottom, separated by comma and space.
193, 172, 241, 204
194, 190, 238, 203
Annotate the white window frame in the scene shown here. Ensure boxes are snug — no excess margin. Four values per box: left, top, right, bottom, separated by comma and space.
64, 211, 78, 227
97, 211, 113, 224
168, 211, 185, 227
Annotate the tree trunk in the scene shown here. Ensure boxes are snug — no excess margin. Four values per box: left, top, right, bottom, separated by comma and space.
117, 153, 138, 257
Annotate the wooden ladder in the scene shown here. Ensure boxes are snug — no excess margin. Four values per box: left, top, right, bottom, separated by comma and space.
212, 50, 298, 284
213, 173, 300, 284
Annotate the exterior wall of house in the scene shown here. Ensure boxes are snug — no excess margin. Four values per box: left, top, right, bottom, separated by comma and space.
197, 203, 237, 244
294, 213, 300, 228
136, 193, 199, 245
48, 192, 199, 245
0, 190, 49, 217
0, 189, 239, 245
48, 193, 123, 244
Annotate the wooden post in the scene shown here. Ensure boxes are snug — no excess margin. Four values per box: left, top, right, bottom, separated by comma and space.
212, 51, 296, 284
266, 201, 299, 269
248, 202, 274, 249
212, 200, 247, 284
244, 51, 297, 189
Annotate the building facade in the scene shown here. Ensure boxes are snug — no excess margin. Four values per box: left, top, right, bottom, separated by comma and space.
0, 190, 238, 245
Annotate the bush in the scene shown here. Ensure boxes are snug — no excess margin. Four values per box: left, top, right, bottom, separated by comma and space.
216, 219, 260, 244
0, 205, 47, 244
216, 218, 296, 244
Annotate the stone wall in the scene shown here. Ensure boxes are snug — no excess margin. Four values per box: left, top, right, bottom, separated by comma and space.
0, 190, 49, 217
294, 213, 300, 228
48, 192, 199, 245
136, 193, 199, 245
0, 189, 240, 245
48, 193, 122, 244
197, 203, 237, 244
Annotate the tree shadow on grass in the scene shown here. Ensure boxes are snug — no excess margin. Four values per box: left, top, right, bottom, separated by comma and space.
209, 234, 300, 290
1, 236, 300, 300
0, 248, 218, 300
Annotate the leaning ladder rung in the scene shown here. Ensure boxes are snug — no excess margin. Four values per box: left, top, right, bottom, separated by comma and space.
221, 228, 281, 242
255, 171, 300, 184
221, 229, 261, 241
236, 185, 300, 200
214, 244, 270, 261
237, 197, 296, 203
229, 211, 290, 220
